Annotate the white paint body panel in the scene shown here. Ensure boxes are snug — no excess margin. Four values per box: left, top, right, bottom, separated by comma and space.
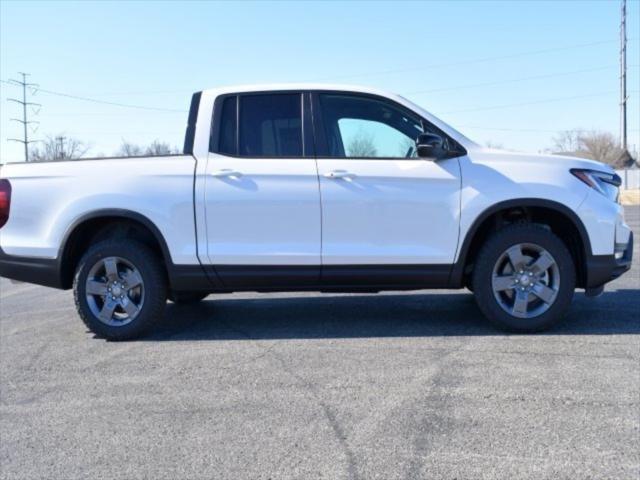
317, 158, 461, 264
577, 188, 631, 254
203, 153, 321, 265
456, 150, 621, 258
0, 83, 626, 275
0, 156, 198, 264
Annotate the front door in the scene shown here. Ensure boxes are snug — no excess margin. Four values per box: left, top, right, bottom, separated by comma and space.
204, 92, 321, 287
313, 92, 461, 286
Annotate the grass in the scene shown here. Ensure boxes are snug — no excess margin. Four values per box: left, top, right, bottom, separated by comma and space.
620, 189, 640, 205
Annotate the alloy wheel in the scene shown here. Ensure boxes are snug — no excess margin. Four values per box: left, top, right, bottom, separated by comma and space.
85, 256, 145, 326
491, 243, 560, 319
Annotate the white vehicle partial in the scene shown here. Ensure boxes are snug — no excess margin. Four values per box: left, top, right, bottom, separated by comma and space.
0, 84, 633, 339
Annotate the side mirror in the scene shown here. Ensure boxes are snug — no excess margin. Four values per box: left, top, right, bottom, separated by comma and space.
416, 133, 444, 159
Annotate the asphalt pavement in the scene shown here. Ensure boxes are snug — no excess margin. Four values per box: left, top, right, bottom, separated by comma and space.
1, 207, 639, 480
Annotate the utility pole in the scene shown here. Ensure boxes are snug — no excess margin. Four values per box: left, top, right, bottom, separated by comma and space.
7, 72, 40, 162
56, 136, 66, 159
619, 0, 628, 152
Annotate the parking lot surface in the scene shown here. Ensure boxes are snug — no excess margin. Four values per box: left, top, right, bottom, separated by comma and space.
1, 207, 638, 480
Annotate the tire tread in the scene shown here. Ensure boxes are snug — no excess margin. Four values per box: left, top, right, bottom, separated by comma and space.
73, 240, 167, 340
472, 223, 576, 332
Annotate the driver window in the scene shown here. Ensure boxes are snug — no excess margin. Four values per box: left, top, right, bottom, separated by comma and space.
319, 94, 424, 158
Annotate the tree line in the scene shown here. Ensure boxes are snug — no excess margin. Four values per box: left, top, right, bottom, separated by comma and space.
549, 130, 636, 169
341, 129, 637, 168
27, 130, 638, 168
30, 137, 180, 161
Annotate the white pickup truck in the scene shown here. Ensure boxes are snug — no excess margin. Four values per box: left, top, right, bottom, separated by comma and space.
0, 84, 633, 339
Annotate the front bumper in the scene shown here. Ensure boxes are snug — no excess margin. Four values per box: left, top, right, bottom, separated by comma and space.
585, 231, 633, 288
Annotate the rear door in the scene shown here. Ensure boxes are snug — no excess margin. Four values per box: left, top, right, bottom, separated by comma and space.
312, 92, 462, 286
204, 92, 321, 287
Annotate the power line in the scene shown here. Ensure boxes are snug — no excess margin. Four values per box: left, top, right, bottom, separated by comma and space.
14, 62, 636, 107
1, 38, 634, 117
457, 125, 581, 133
58, 58, 633, 99
5, 39, 622, 101
3, 74, 633, 120
404, 65, 623, 95
1, 38, 637, 147
310, 39, 625, 81
78, 88, 196, 97
33, 86, 188, 113
0, 79, 186, 113
456, 125, 640, 134
6, 73, 41, 162
441, 90, 639, 115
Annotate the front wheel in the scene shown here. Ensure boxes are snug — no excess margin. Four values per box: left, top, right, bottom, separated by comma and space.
472, 224, 576, 332
73, 240, 167, 340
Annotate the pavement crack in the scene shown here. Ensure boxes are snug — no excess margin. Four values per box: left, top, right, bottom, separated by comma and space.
216, 316, 360, 480
270, 351, 360, 480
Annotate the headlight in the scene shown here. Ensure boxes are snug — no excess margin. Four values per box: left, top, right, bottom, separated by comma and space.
570, 168, 621, 202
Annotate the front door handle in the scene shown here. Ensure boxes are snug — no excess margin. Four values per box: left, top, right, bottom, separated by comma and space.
324, 170, 355, 179
212, 169, 243, 178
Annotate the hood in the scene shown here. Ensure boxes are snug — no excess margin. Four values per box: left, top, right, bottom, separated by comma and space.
466, 147, 615, 173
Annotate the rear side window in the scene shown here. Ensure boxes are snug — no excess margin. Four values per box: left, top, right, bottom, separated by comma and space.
212, 93, 305, 157
239, 94, 302, 157
218, 96, 237, 155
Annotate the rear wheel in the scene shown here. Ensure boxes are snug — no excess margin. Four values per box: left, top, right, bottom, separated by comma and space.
472, 224, 575, 332
73, 240, 167, 340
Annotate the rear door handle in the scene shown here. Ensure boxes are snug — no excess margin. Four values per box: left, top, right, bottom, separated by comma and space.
324, 170, 355, 179
212, 169, 243, 178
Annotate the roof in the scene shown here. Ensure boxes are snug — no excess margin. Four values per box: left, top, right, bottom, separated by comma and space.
201, 83, 398, 98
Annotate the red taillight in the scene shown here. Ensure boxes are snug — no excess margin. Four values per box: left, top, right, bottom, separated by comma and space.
0, 179, 11, 229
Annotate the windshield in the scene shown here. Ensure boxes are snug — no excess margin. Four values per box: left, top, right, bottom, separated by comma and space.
397, 95, 479, 149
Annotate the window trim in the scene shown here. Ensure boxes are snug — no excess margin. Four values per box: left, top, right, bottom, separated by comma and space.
209, 91, 313, 159
183, 91, 202, 155
310, 90, 466, 160
213, 94, 237, 156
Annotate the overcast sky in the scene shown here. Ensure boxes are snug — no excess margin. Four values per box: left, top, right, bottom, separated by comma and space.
1, 0, 638, 162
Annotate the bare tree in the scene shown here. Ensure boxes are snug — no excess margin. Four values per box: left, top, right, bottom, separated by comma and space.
551, 130, 583, 154
485, 140, 504, 149
145, 140, 178, 156
115, 139, 179, 157
398, 137, 415, 157
551, 130, 636, 168
346, 131, 377, 157
578, 131, 623, 166
117, 140, 143, 157
31, 135, 90, 161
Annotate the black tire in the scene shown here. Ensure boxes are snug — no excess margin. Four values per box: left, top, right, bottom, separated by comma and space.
168, 291, 209, 304
472, 224, 575, 332
73, 240, 167, 340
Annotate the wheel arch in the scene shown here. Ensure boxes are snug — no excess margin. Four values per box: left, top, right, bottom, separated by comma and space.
450, 198, 592, 288
58, 209, 173, 289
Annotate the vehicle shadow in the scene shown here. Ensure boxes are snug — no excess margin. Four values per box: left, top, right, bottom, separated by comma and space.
146, 289, 640, 341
